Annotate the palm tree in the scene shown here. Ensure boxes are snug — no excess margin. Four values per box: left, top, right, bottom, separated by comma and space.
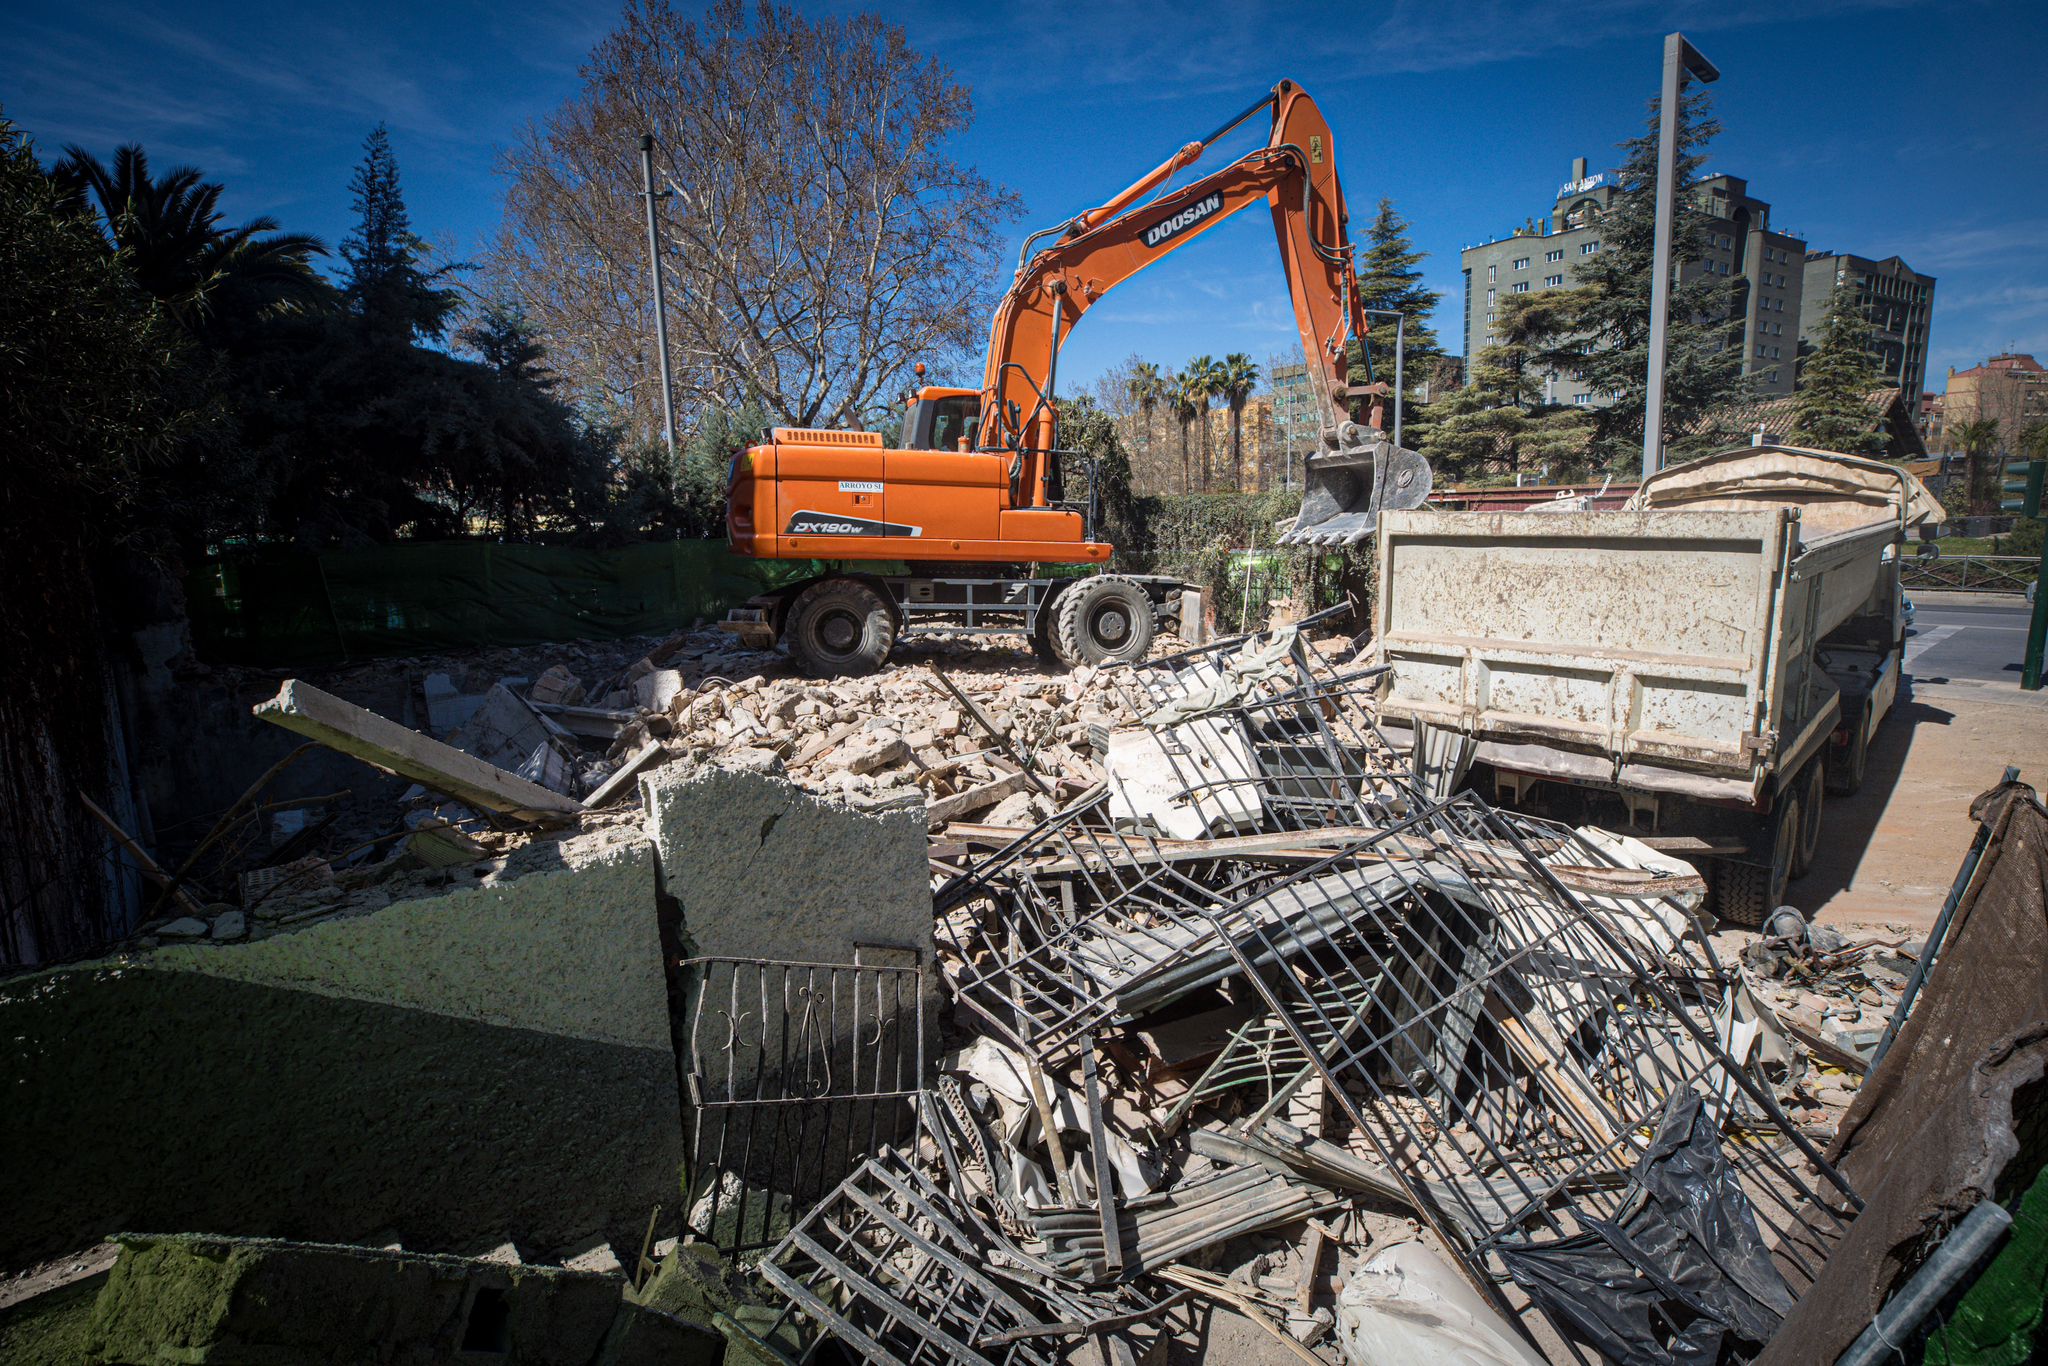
1183, 354, 1221, 490
1951, 417, 2002, 517
54, 144, 329, 331
1217, 353, 1259, 490
1168, 370, 1199, 493
1127, 361, 1164, 465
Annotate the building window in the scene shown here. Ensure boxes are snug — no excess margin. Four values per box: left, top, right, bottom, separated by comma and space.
1573, 393, 1591, 405
1544, 274, 1564, 287
1546, 248, 1564, 262
1488, 264, 1497, 282
1581, 241, 1601, 254
1487, 288, 1496, 304
1513, 281, 1530, 293
1513, 257, 1530, 270
1768, 369, 1779, 382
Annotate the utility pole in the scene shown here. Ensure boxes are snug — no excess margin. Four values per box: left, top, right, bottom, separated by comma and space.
1643, 32, 1719, 476
638, 133, 679, 457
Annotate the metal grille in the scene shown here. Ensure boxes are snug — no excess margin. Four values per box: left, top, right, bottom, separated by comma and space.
680, 954, 926, 1258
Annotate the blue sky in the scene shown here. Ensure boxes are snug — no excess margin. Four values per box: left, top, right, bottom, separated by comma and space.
6, 0, 2045, 396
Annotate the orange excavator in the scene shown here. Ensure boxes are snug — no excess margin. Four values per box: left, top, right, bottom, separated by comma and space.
724, 80, 1430, 675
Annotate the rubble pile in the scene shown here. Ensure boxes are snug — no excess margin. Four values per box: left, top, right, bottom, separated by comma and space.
197, 617, 2003, 1365
677, 621, 1870, 1365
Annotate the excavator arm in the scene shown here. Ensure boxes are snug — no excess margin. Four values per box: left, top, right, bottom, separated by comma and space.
976, 80, 1428, 542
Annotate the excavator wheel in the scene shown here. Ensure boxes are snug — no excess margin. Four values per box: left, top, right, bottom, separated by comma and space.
1051, 576, 1154, 669
785, 578, 897, 677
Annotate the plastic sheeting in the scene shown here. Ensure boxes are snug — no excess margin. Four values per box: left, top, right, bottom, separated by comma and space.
1499, 1093, 1794, 1366
1626, 443, 1946, 537
1337, 1240, 1547, 1366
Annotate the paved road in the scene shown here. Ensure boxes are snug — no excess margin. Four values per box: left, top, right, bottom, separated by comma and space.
1903, 593, 2036, 686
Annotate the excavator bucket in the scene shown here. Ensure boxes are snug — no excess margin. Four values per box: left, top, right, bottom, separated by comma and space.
1280, 436, 1433, 546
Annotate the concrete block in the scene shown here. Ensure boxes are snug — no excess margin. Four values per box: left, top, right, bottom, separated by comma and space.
423, 671, 487, 737
642, 765, 932, 967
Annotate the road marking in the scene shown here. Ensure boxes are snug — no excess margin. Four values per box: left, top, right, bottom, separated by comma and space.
1904, 624, 1964, 670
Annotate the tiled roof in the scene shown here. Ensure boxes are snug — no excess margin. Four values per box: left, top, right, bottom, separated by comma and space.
1685, 387, 1899, 437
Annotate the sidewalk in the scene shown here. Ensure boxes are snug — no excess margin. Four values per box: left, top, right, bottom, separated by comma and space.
1805, 678, 2048, 931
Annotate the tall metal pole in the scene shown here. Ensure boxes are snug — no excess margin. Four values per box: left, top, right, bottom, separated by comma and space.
1393, 312, 1407, 451
638, 133, 679, 456
1643, 33, 1718, 476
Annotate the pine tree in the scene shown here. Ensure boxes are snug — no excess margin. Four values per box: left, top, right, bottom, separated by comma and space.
1356, 198, 1442, 437
1788, 284, 1886, 457
340, 124, 460, 342
1518, 88, 1745, 471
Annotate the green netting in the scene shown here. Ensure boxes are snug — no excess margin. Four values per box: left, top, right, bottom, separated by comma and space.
188, 541, 825, 665
1921, 1161, 2048, 1366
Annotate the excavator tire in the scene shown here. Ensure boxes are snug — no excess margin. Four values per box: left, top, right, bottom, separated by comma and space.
1051, 576, 1154, 668
785, 578, 896, 678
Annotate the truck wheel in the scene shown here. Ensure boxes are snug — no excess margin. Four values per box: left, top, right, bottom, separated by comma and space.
1716, 788, 1801, 928
1052, 576, 1155, 668
1826, 706, 1868, 796
1793, 760, 1825, 879
785, 579, 896, 677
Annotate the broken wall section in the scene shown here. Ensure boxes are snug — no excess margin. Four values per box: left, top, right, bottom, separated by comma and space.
1, 828, 679, 1271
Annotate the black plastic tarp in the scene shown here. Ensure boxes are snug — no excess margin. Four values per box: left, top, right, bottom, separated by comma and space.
1500, 1092, 1793, 1365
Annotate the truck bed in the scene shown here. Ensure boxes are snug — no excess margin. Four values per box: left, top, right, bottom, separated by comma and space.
1373, 508, 1895, 803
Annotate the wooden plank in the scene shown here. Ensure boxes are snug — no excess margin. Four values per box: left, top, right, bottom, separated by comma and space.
254, 679, 581, 822
582, 741, 668, 809
924, 770, 1031, 824
788, 720, 861, 768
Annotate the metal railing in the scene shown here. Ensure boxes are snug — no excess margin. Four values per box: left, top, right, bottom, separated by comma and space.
1901, 554, 2037, 594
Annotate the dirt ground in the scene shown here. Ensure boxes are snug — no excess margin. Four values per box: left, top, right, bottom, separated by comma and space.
1803, 676, 2048, 932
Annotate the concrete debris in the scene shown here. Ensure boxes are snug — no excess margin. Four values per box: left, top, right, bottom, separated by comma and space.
50, 619, 2001, 1366
681, 612, 1887, 1366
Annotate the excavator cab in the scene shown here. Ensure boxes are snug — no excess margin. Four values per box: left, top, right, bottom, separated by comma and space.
902, 387, 981, 452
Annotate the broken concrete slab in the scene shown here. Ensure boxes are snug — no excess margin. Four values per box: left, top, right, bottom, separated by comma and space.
83, 1233, 722, 1366
631, 669, 685, 714
1, 828, 678, 1270
642, 764, 932, 968
254, 680, 580, 823
422, 671, 487, 737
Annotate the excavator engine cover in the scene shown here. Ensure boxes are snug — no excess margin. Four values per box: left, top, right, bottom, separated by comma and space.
1282, 429, 1432, 546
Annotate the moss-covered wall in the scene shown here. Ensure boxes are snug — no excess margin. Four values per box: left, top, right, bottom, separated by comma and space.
1, 839, 679, 1269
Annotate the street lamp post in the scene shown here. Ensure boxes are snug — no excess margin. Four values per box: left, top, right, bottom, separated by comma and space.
1642, 32, 1719, 477
638, 133, 679, 457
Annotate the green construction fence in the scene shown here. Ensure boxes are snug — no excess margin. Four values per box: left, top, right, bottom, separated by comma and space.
187, 540, 829, 665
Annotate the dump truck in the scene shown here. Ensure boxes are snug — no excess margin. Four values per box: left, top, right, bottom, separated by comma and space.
722, 81, 1429, 676
1370, 445, 1944, 924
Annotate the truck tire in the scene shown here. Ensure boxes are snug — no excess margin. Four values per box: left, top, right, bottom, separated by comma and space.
785, 579, 896, 677
1826, 705, 1868, 796
1716, 785, 1801, 928
1793, 760, 1825, 880
1052, 576, 1155, 668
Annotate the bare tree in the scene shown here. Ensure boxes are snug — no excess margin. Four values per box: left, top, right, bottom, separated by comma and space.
490, 0, 1021, 439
